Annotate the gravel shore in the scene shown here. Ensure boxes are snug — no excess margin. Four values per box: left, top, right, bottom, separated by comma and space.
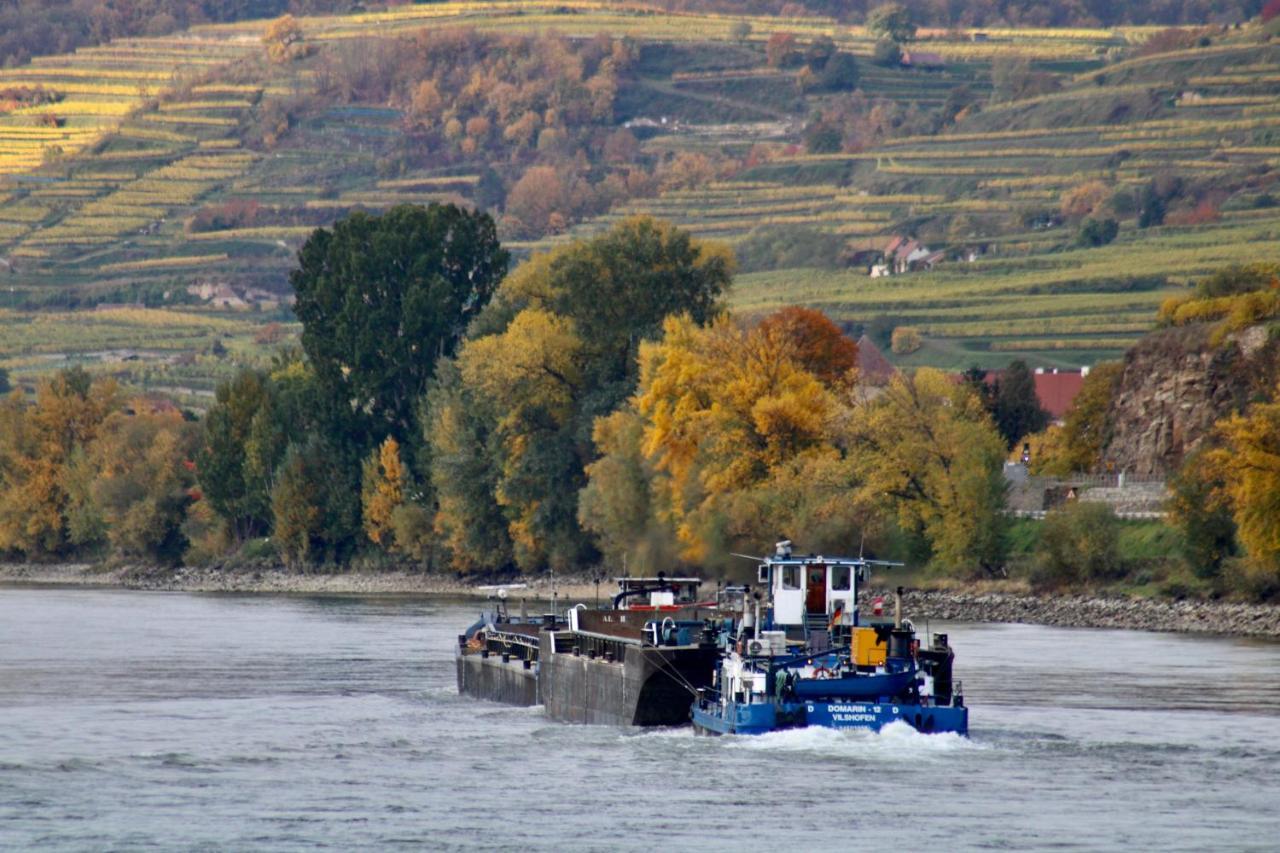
3, 563, 1277, 638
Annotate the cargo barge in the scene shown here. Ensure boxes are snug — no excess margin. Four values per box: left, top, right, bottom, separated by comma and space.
456, 576, 722, 726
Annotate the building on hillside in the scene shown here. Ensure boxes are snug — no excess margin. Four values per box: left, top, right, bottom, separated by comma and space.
1032, 367, 1087, 422
876, 235, 943, 275
855, 334, 898, 387
973, 366, 1088, 423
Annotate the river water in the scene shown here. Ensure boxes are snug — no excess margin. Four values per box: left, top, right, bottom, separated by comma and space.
1, 588, 1278, 851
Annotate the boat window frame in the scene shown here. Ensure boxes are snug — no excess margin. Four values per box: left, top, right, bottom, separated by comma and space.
830, 564, 851, 591
781, 565, 800, 590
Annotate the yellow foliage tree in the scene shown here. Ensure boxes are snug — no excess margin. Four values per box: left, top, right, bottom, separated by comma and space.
635, 314, 839, 561
0, 370, 120, 556
263, 15, 305, 64
455, 308, 584, 567
844, 368, 1008, 575
1206, 389, 1280, 590
361, 436, 406, 548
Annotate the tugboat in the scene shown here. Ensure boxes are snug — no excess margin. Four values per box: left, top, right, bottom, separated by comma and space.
691, 541, 968, 736
456, 574, 722, 725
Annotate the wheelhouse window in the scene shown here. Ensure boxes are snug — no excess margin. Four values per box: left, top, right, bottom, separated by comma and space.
781, 565, 800, 590
831, 565, 851, 591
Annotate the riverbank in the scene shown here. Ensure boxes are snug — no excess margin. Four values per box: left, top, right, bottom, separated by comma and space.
2, 562, 1277, 638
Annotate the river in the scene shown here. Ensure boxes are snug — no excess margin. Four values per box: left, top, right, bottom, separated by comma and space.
1, 588, 1278, 851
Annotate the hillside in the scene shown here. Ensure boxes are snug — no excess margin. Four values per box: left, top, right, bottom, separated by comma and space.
0, 1, 1277, 398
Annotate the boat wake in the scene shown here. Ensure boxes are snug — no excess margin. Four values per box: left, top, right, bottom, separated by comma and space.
724, 721, 986, 759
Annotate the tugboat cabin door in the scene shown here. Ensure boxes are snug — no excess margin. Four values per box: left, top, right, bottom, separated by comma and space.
805, 564, 827, 615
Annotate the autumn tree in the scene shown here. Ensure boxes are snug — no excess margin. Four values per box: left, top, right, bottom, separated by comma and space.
361, 436, 407, 548
263, 15, 305, 64
1204, 389, 1280, 595
0, 368, 120, 556
88, 407, 201, 563
845, 368, 1008, 575
631, 315, 842, 563
1168, 448, 1237, 580
765, 32, 799, 68
890, 326, 922, 354
757, 306, 858, 389
1049, 362, 1123, 472
430, 218, 733, 572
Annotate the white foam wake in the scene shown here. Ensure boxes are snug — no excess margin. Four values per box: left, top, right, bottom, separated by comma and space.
724, 721, 985, 760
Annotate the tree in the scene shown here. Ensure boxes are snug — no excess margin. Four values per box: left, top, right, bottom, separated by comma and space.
0, 368, 9, 395
0, 368, 120, 557
818, 52, 859, 91
500, 216, 732, 398
871, 38, 902, 67
426, 361, 514, 572
765, 32, 798, 68
805, 35, 836, 71
271, 437, 360, 568
1060, 180, 1111, 220
263, 14, 304, 64
991, 360, 1050, 449
1032, 502, 1121, 589
866, 3, 916, 43
291, 204, 508, 460
846, 368, 1008, 575
430, 218, 733, 573
88, 407, 200, 563
1077, 217, 1119, 247
1205, 388, 1280, 594
198, 369, 273, 541
1053, 362, 1123, 472
1168, 448, 1236, 580
730, 21, 752, 43
804, 121, 843, 154
361, 436, 406, 547
632, 315, 842, 563
890, 326, 922, 354
758, 306, 858, 389
1139, 180, 1167, 228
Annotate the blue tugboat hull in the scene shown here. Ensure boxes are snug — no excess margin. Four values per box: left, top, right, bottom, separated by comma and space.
803, 700, 967, 735
691, 699, 967, 736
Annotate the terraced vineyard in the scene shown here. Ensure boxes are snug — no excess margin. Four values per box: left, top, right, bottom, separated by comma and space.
0, 0, 1275, 388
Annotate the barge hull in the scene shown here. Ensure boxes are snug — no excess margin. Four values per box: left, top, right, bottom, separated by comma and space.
455, 652, 540, 707
540, 637, 718, 726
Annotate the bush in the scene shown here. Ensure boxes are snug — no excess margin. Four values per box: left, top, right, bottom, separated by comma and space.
890, 326, 922, 354
818, 52, 859, 91
1030, 501, 1121, 589
1077, 217, 1118, 247
871, 38, 902, 67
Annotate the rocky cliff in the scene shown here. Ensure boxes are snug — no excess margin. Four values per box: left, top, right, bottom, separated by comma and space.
1102, 322, 1276, 476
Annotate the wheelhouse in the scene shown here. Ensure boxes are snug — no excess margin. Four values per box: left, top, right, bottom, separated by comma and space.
755, 541, 869, 631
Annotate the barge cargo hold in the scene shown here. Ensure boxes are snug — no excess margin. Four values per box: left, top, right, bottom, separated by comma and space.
456, 576, 721, 727
540, 608, 719, 726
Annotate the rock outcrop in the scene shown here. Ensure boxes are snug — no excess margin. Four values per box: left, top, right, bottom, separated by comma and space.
1102, 323, 1267, 476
